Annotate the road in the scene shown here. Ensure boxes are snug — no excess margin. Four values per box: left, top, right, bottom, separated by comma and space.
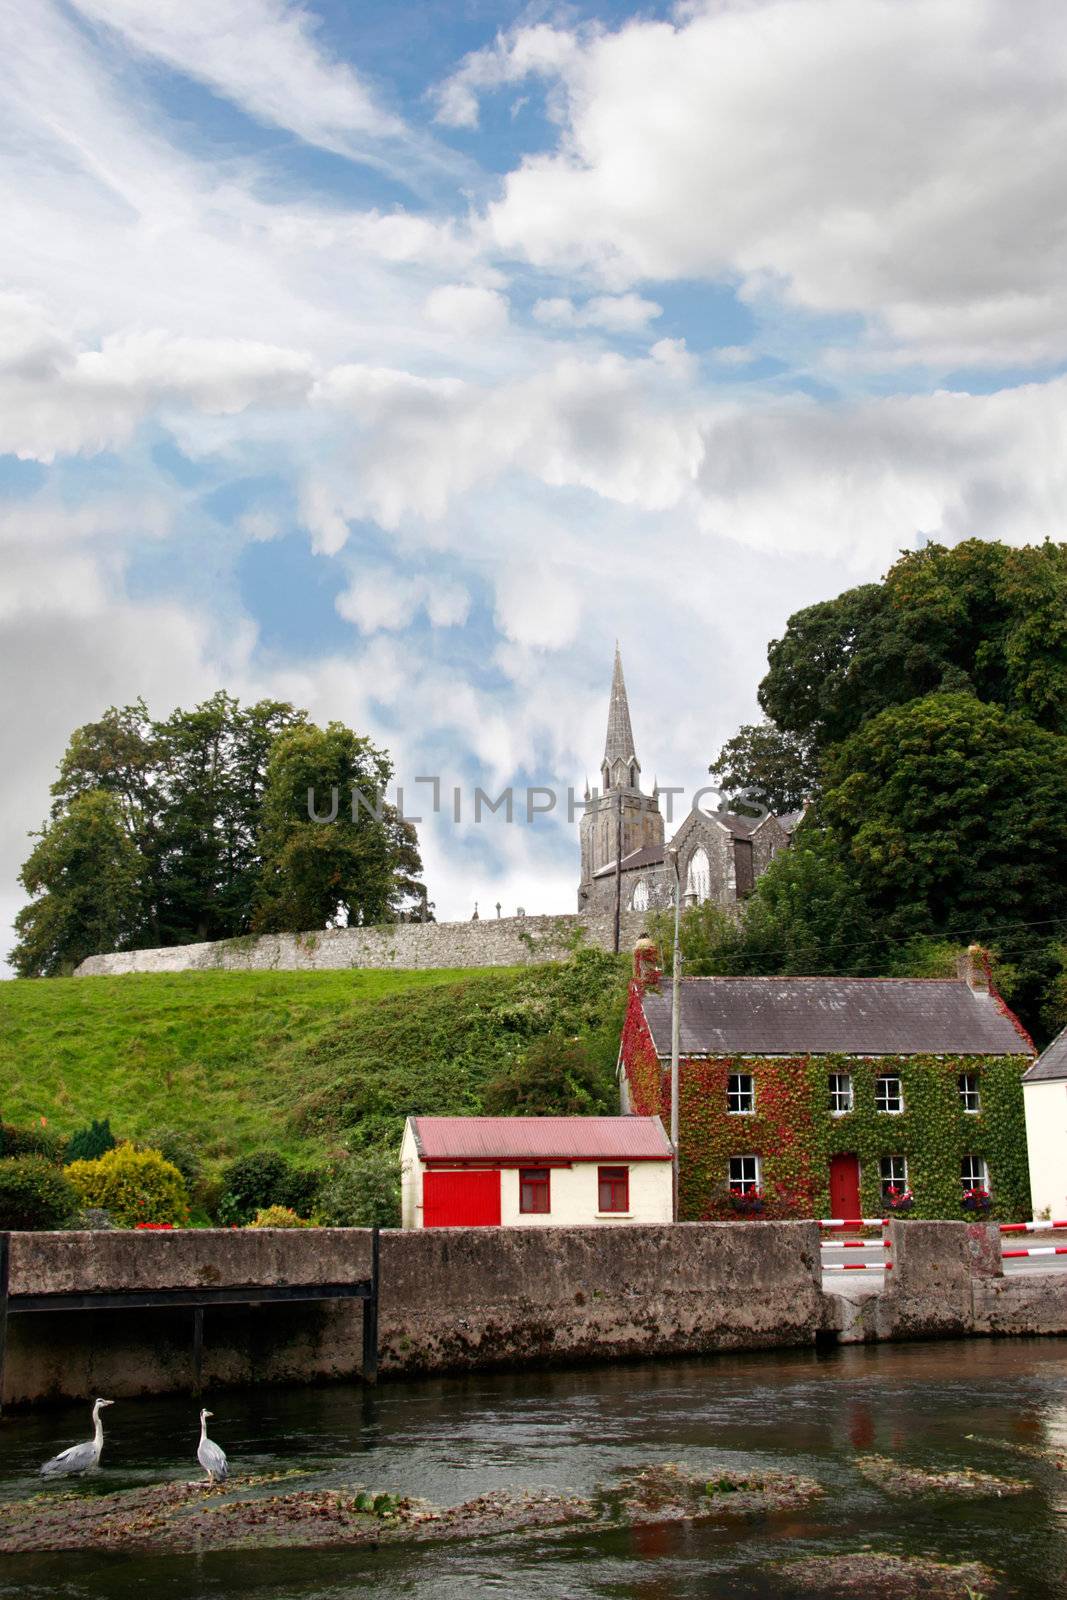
821, 1243, 1067, 1283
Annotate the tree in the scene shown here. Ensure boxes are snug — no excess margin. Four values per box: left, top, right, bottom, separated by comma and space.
12, 791, 142, 976
150, 694, 305, 944
12, 694, 426, 971
483, 1033, 614, 1115
760, 539, 1067, 752
709, 721, 816, 813
820, 693, 1067, 937
252, 722, 427, 932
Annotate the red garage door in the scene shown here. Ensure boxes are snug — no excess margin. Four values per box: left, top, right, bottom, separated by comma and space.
423, 1169, 501, 1227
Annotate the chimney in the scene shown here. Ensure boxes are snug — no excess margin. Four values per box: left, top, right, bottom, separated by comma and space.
956, 944, 990, 994
633, 934, 661, 991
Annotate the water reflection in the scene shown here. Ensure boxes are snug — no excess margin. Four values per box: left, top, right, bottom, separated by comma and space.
1, 1339, 1065, 1598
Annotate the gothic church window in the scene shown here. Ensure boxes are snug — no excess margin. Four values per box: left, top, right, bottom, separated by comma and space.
631, 879, 649, 912
686, 846, 711, 904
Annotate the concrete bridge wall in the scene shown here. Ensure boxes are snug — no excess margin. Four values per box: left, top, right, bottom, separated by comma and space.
3, 1221, 1066, 1406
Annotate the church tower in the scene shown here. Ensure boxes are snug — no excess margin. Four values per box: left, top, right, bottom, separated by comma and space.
578, 646, 665, 908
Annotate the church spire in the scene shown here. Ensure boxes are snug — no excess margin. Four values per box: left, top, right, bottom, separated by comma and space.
602, 643, 640, 789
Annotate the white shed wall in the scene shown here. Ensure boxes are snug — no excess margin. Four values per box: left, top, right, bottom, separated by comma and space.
498, 1160, 672, 1227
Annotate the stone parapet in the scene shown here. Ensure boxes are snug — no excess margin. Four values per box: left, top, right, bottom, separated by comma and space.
73, 911, 648, 977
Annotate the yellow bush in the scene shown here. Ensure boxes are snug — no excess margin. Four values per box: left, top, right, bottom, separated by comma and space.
66, 1143, 188, 1227
250, 1204, 312, 1228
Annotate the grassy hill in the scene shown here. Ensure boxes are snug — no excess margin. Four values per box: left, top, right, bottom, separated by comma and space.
0, 951, 630, 1167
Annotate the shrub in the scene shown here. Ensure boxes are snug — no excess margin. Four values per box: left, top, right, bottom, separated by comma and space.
63, 1118, 116, 1165
0, 1156, 80, 1230
316, 1149, 400, 1228
250, 1205, 312, 1228
141, 1128, 201, 1187
482, 1032, 614, 1116
218, 1150, 321, 1224
0, 1120, 67, 1162
66, 1144, 189, 1227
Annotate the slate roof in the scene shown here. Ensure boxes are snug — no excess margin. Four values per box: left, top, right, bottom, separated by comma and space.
640, 977, 1033, 1059
1023, 1026, 1067, 1083
409, 1115, 673, 1161
593, 843, 666, 879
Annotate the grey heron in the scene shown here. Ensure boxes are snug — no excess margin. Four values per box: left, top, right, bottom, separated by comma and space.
39, 1397, 114, 1477
197, 1408, 229, 1483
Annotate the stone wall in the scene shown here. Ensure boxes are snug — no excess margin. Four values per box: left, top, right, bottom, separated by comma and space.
376, 1220, 825, 1374
74, 910, 649, 977
5, 1222, 1066, 1406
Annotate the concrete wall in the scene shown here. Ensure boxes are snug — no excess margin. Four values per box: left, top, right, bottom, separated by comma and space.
5, 1221, 1067, 1406
73, 910, 648, 977
376, 1221, 824, 1374
2, 1230, 373, 1407
1023, 1079, 1067, 1217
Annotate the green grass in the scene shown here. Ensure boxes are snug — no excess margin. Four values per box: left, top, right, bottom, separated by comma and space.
0, 951, 629, 1166
0, 967, 504, 1161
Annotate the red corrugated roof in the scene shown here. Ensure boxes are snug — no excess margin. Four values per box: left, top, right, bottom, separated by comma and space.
410, 1116, 672, 1161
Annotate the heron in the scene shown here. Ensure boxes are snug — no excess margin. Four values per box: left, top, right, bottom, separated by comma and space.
39, 1397, 114, 1477
197, 1408, 229, 1484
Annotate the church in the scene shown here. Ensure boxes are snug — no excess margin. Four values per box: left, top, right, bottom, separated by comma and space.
577, 648, 801, 915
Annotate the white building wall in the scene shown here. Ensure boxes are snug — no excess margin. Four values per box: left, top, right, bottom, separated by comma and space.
1023, 1080, 1067, 1217
498, 1159, 672, 1227
401, 1150, 672, 1228
400, 1120, 420, 1230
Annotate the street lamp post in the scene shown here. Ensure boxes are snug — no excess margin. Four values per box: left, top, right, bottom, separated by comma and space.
668, 844, 682, 1221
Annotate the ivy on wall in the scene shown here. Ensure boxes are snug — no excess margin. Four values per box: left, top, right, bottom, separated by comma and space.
621, 985, 1031, 1221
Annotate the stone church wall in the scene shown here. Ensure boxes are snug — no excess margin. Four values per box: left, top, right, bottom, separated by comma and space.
74, 910, 650, 977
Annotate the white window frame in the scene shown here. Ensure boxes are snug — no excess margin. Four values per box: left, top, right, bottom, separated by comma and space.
958, 1073, 980, 1114
876, 1074, 904, 1114
961, 1155, 989, 1192
630, 879, 649, 912
728, 1155, 761, 1193
828, 1072, 854, 1115
879, 1154, 908, 1199
727, 1072, 755, 1115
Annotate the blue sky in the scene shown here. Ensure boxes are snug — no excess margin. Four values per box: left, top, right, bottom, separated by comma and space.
3, 0, 1067, 959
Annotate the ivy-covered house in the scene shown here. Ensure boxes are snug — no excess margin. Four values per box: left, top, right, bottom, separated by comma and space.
619, 947, 1035, 1221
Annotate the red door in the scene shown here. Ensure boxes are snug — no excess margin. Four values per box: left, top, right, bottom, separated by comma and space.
829, 1154, 861, 1223
423, 1169, 501, 1228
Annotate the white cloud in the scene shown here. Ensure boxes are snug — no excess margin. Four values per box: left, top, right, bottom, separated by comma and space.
67, 0, 404, 148
433, 23, 580, 129
423, 284, 510, 336
486, 0, 1067, 366
693, 375, 1067, 563
0, 298, 315, 462
311, 346, 705, 532
336, 571, 471, 633
494, 562, 582, 649
532, 293, 662, 333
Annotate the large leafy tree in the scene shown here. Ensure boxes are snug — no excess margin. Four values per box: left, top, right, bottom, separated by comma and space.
708, 720, 816, 813
13, 697, 428, 974
760, 539, 1067, 752
151, 694, 305, 944
252, 722, 427, 933
12, 791, 142, 977
820, 692, 1067, 939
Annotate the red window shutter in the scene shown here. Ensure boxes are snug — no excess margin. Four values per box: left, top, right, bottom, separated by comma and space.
598, 1166, 629, 1212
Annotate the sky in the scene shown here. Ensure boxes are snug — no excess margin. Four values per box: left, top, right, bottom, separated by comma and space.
3, 0, 1067, 961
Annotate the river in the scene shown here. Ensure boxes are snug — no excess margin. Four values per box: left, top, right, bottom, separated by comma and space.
2, 1338, 1065, 1597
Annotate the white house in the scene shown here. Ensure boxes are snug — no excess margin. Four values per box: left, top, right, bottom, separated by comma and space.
400, 1115, 674, 1229
1023, 1028, 1067, 1218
